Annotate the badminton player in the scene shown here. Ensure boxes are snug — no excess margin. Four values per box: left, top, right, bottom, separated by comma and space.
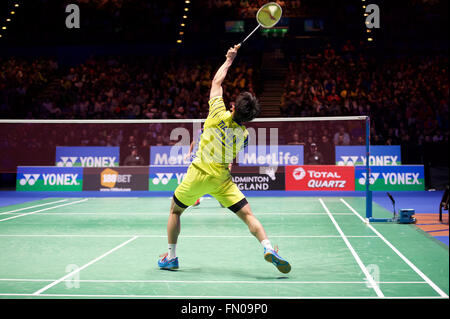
158, 44, 291, 274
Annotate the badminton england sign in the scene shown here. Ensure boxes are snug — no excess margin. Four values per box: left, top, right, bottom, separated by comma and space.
55, 147, 120, 167
336, 146, 401, 166
16, 167, 83, 191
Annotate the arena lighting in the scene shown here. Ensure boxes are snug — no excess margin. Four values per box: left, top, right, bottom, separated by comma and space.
181, 23, 185, 27
14, 3, 19, 7
2, 26, 6, 30
183, 15, 187, 18
10, 11, 15, 15
6, 18, 11, 22
177, 39, 182, 43
367, 37, 373, 41
184, 8, 189, 11
185, 0, 190, 3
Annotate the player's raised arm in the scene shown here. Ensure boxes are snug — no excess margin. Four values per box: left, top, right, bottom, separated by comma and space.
209, 44, 240, 100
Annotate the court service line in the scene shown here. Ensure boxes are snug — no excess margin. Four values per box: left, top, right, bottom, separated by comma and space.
319, 198, 384, 298
32, 236, 138, 295
0, 199, 88, 223
340, 198, 449, 299
0, 212, 354, 216
0, 278, 428, 284
0, 199, 68, 215
0, 234, 379, 238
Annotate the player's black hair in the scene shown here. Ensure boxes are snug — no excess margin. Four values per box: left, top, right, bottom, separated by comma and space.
233, 92, 261, 124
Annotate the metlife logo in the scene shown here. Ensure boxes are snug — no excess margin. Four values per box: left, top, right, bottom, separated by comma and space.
236, 145, 304, 166
150, 146, 191, 167
16, 167, 83, 191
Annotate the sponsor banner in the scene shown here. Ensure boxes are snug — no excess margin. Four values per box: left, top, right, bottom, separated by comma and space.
286, 165, 355, 191
237, 145, 304, 166
336, 145, 401, 166
355, 165, 425, 191
83, 167, 149, 191
149, 166, 188, 191
150, 146, 191, 167
16, 166, 83, 191
231, 166, 285, 191
56, 146, 119, 167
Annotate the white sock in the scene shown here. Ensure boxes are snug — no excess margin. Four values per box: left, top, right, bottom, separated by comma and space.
260, 239, 273, 251
168, 244, 177, 259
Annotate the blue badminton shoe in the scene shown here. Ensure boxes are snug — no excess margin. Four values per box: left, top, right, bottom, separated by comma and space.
264, 246, 291, 274
158, 253, 179, 270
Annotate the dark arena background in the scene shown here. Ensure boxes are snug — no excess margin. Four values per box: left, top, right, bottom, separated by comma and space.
0, 0, 448, 312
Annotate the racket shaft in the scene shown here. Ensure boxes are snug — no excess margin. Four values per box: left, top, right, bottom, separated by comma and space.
240, 24, 261, 45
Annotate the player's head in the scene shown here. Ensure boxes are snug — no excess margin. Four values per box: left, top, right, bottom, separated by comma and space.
232, 92, 260, 123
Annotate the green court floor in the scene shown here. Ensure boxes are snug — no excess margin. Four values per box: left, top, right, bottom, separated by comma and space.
0, 196, 448, 299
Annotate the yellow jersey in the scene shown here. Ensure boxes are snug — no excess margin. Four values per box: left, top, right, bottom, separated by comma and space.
191, 96, 249, 177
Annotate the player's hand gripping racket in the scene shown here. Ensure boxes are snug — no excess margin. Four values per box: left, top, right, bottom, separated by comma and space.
238, 2, 283, 47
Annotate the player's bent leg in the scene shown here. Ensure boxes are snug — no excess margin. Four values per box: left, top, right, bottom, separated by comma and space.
234, 201, 268, 242
235, 202, 291, 274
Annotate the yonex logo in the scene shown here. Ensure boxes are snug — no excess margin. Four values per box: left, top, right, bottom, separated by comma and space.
337, 156, 359, 166
20, 173, 79, 186
19, 174, 40, 186
292, 167, 306, 180
152, 173, 186, 185
57, 157, 78, 167
359, 172, 420, 185
57, 156, 117, 167
152, 173, 173, 185
338, 156, 399, 166
358, 173, 380, 185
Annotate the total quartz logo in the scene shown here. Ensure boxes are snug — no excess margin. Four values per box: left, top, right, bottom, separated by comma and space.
286, 166, 355, 191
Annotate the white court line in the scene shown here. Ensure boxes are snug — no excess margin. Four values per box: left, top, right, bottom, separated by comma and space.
0, 199, 88, 223
0, 278, 428, 284
319, 198, 384, 298
0, 234, 378, 238
0, 293, 445, 299
0, 199, 68, 215
32, 236, 138, 295
340, 198, 449, 299
3, 212, 354, 216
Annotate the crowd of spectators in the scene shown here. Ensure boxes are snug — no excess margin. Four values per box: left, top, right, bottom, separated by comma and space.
0, 55, 259, 120
281, 41, 449, 151
1, 41, 448, 168
202, 0, 303, 17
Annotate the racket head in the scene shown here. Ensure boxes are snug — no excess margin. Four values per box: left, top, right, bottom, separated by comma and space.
256, 2, 283, 28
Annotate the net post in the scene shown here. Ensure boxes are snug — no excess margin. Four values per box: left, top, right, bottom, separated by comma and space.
365, 116, 373, 220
